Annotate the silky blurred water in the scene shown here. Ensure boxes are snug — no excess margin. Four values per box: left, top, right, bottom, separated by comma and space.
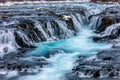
28, 29, 111, 57
20, 29, 112, 80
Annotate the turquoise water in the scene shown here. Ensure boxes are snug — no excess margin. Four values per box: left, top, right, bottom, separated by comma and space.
28, 29, 111, 57
19, 29, 111, 80
16, 3, 115, 80
0, 2, 118, 80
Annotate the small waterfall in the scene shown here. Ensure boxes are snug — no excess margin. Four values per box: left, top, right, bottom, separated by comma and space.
34, 20, 49, 41
0, 29, 19, 57
100, 23, 120, 37
32, 19, 75, 41
46, 21, 56, 40
89, 16, 102, 30
71, 14, 82, 32
74, 13, 85, 26
55, 20, 74, 38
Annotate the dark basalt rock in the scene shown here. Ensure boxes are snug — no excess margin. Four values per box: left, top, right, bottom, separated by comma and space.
71, 47, 120, 79
0, 3, 83, 49
92, 70, 100, 78
0, 17, 76, 48
103, 57, 112, 60
90, 6, 120, 33
92, 36, 106, 42
14, 31, 36, 48
0, 56, 49, 73
1, 2, 119, 48
92, 23, 120, 42
109, 71, 115, 77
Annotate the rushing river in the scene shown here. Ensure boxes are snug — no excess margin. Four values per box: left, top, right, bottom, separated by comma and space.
0, 2, 119, 80
19, 29, 111, 80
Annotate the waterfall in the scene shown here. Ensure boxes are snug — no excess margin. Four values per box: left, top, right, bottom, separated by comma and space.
71, 14, 82, 32
55, 20, 74, 38
100, 23, 120, 37
32, 19, 75, 41
34, 20, 49, 41
89, 16, 102, 30
46, 21, 56, 40
0, 2, 107, 57
0, 1, 111, 58
0, 29, 19, 57
0, 2, 118, 80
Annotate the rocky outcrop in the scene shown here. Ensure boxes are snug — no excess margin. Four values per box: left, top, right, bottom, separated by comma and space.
90, 6, 120, 32
0, 2, 92, 48
69, 3, 120, 80
91, 6, 120, 42
1, 2, 119, 47
0, 50, 49, 74
93, 23, 120, 42
70, 47, 120, 79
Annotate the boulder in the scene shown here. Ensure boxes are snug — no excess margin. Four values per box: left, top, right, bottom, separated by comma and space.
92, 70, 100, 78
71, 47, 120, 79
1, 16, 8, 19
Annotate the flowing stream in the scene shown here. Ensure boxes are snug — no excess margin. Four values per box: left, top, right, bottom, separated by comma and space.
18, 30, 111, 80
0, 2, 118, 80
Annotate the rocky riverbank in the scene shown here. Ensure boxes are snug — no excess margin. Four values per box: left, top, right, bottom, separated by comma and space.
67, 2, 120, 80
68, 46, 120, 79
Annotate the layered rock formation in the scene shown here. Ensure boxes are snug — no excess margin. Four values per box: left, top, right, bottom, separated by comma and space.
69, 3, 120, 80
70, 47, 120, 79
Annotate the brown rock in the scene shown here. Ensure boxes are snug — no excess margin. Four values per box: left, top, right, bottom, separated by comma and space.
105, 17, 113, 24
1, 16, 8, 19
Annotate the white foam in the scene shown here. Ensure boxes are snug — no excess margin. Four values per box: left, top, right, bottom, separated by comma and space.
18, 52, 80, 80
0, 21, 19, 26
101, 23, 120, 37
0, 30, 19, 57
0, 70, 19, 79
6, 70, 19, 79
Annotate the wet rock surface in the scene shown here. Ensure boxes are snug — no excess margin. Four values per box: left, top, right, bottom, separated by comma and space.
70, 47, 120, 79
0, 3, 92, 77
90, 6, 120, 32
0, 2, 119, 47
0, 2, 81, 48
68, 3, 120, 80
0, 56, 49, 80
71, 7, 120, 78
0, 49, 49, 73
92, 6, 120, 42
